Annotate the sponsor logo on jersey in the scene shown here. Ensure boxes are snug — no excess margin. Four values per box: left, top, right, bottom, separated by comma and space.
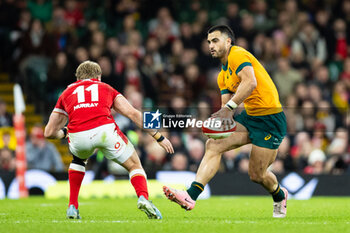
264, 134, 272, 140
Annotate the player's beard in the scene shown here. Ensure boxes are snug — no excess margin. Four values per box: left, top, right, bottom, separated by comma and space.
212, 47, 226, 59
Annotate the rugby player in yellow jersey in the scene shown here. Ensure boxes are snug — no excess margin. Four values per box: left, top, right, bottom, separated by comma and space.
163, 25, 288, 218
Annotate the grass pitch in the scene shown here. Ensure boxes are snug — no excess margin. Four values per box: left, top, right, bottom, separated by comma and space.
1, 196, 349, 233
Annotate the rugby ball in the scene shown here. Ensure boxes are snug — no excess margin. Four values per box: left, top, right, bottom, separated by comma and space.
202, 117, 236, 139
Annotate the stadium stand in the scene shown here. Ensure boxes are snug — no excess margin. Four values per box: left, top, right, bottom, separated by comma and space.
0, 0, 349, 176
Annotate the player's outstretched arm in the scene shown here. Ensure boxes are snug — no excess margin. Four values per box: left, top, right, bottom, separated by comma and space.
113, 95, 174, 154
44, 112, 68, 139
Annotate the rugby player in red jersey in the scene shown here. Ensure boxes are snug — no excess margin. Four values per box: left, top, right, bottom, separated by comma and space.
44, 61, 174, 219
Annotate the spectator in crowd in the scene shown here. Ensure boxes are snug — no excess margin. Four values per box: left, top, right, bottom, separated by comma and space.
300, 100, 316, 134
18, 18, 57, 110
273, 58, 303, 102
332, 18, 348, 61
47, 51, 74, 107
328, 128, 349, 156
239, 13, 256, 50
97, 55, 120, 90
26, 125, 64, 172
165, 152, 188, 171
0, 130, 16, 151
231, 144, 252, 173
196, 100, 212, 124
220, 149, 236, 173
284, 94, 304, 134
316, 100, 336, 138
251, 0, 275, 33
332, 81, 349, 115
168, 132, 185, 153
260, 37, 278, 73
294, 82, 309, 105
144, 37, 164, 74
340, 57, 350, 88
27, 0, 52, 23
0, 147, 16, 171
18, 19, 56, 62
311, 122, 329, 151
0, 99, 13, 127
308, 83, 323, 104
237, 156, 250, 173
149, 7, 179, 41
222, 3, 241, 36
304, 149, 326, 175
167, 38, 184, 71
313, 66, 332, 99
91, 30, 105, 49
17, 9, 32, 33
291, 22, 327, 70
118, 14, 137, 45
89, 44, 103, 61
184, 64, 205, 102
180, 22, 197, 49
188, 139, 204, 172
314, 10, 333, 61
290, 49, 310, 78
63, 0, 84, 28
277, 137, 295, 172
270, 158, 285, 175
193, 9, 210, 36
144, 141, 167, 175
73, 46, 89, 68
291, 132, 313, 170
325, 128, 349, 174
49, 6, 78, 52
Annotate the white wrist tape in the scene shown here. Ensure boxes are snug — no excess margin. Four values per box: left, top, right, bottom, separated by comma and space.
225, 100, 238, 110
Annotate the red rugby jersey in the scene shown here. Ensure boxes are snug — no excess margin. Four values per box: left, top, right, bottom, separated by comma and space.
53, 79, 121, 133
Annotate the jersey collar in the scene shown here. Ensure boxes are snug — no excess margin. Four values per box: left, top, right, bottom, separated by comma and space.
221, 46, 233, 71
222, 62, 228, 71
77, 78, 100, 82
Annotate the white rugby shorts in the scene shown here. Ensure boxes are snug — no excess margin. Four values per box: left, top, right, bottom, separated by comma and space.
68, 123, 134, 164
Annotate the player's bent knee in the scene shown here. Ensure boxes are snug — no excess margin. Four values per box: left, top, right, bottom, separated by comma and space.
205, 138, 223, 154
120, 151, 143, 172
248, 171, 264, 184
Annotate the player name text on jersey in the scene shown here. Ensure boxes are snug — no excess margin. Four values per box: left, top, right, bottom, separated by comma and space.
73, 103, 99, 111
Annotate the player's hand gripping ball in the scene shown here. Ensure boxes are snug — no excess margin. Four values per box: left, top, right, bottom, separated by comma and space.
202, 117, 236, 139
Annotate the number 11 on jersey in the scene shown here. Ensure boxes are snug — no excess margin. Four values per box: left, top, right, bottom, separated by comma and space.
73, 84, 99, 103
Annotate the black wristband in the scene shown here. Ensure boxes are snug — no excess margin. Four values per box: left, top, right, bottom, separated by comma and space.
157, 135, 165, 142
62, 127, 68, 139
225, 103, 234, 110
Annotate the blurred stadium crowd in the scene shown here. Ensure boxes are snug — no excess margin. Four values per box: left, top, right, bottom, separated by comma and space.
0, 0, 349, 177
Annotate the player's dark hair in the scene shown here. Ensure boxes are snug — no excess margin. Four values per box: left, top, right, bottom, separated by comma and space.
207, 25, 235, 45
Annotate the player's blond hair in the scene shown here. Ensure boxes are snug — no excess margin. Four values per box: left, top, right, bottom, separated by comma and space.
75, 60, 102, 80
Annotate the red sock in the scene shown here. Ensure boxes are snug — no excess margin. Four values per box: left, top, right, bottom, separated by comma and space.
68, 169, 85, 209
130, 172, 149, 200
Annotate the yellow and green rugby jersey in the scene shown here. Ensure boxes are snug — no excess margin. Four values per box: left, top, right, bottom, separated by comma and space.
217, 46, 282, 116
